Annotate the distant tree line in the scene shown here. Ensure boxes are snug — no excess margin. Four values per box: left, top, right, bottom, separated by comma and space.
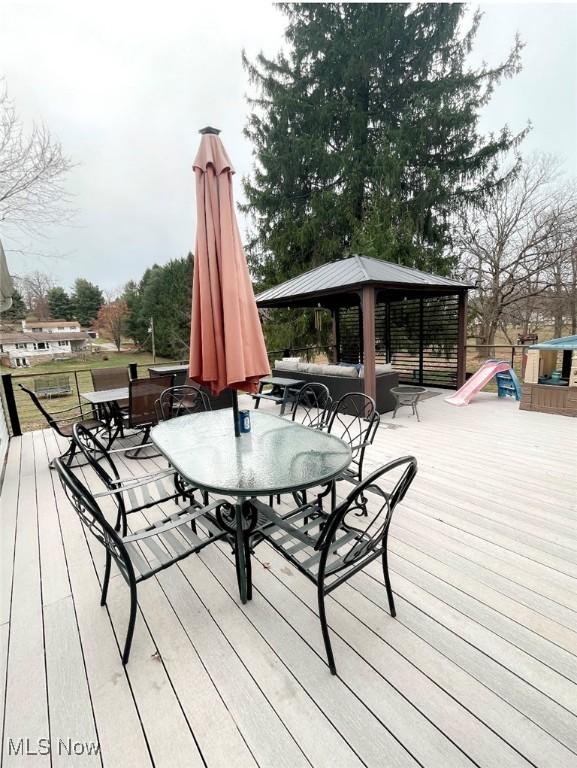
3, 274, 104, 328
3, 256, 193, 359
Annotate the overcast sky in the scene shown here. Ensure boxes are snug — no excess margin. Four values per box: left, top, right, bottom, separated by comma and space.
1, 1, 576, 291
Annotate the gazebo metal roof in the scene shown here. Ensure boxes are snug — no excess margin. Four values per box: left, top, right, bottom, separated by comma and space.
256, 254, 469, 307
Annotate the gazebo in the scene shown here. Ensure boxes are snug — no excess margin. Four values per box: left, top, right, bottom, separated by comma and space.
256, 255, 471, 401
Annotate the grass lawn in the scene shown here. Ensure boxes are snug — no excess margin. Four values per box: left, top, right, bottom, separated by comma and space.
1, 351, 185, 433
0, 350, 181, 377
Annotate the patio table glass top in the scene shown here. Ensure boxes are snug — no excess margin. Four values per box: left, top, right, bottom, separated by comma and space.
151, 408, 352, 497
81, 386, 129, 405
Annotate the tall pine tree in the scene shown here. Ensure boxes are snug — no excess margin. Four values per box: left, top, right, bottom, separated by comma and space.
243, 3, 527, 286
72, 278, 103, 326
47, 286, 74, 320
122, 255, 193, 358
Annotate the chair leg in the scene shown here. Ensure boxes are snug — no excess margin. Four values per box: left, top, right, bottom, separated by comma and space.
62, 440, 76, 467
244, 534, 253, 602
382, 547, 396, 617
101, 551, 112, 606
318, 585, 336, 675
122, 579, 138, 665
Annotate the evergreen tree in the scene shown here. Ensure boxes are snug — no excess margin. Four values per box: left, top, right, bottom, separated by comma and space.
123, 279, 148, 346
140, 256, 192, 358
2, 289, 26, 321
122, 255, 193, 358
47, 286, 74, 320
71, 278, 103, 326
243, 3, 527, 286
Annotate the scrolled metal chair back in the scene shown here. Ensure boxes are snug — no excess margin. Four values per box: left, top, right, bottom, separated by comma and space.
18, 384, 62, 434
292, 382, 332, 429
54, 457, 133, 583
317, 456, 417, 577
327, 392, 379, 473
155, 384, 211, 422
73, 423, 119, 489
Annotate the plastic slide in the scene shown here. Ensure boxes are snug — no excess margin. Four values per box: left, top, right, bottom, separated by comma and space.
445, 360, 512, 406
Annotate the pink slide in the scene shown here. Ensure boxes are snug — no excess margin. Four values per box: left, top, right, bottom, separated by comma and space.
445, 360, 511, 406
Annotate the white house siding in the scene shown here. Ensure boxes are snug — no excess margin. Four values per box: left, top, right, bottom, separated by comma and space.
0, 332, 88, 367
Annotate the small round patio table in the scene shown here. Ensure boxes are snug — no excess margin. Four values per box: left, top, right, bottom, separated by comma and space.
151, 409, 351, 604
391, 385, 428, 422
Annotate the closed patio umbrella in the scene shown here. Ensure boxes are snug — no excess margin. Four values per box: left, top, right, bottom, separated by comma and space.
0, 239, 15, 313
189, 127, 270, 435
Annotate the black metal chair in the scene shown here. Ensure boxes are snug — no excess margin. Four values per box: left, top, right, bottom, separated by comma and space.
114, 374, 174, 456
291, 382, 332, 430
295, 392, 380, 514
18, 383, 110, 467
327, 392, 380, 484
73, 422, 199, 536
154, 384, 211, 422
91, 366, 130, 412
54, 456, 231, 665
320, 392, 380, 514
253, 457, 417, 674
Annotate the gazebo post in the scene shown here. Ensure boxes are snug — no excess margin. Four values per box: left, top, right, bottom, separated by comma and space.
362, 286, 376, 402
456, 290, 468, 388
330, 310, 338, 362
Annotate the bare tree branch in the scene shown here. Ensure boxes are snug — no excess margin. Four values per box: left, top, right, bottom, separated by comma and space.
0, 81, 75, 237
452, 154, 577, 345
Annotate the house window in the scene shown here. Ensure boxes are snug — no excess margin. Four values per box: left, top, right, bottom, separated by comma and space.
58, 340, 68, 347
16, 343, 27, 349
58, 327, 65, 331
15, 357, 29, 367
36, 342, 47, 350
31, 327, 42, 333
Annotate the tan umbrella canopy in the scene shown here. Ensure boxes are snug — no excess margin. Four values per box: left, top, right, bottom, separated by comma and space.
188, 127, 270, 433
0, 238, 15, 314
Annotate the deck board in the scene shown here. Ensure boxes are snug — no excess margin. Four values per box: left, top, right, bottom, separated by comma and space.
1, 391, 576, 768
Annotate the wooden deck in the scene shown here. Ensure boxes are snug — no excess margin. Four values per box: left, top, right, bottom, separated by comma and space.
1, 392, 576, 767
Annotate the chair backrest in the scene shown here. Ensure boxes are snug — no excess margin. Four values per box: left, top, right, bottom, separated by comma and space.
73, 422, 120, 490
53, 457, 134, 582
155, 384, 211, 421
18, 384, 61, 433
149, 366, 188, 386
317, 457, 417, 578
91, 366, 129, 391
327, 392, 380, 467
292, 382, 332, 429
128, 375, 173, 427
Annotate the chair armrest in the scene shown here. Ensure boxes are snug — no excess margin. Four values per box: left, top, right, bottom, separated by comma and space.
93, 469, 177, 497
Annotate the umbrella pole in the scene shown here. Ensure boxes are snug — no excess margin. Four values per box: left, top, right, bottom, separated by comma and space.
232, 389, 240, 437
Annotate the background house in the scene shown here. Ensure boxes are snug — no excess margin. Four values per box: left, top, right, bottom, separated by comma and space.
21, 319, 82, 334
0, 324, 90, 368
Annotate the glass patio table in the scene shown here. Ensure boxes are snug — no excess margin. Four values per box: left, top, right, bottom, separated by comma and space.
151, 408, 352, 603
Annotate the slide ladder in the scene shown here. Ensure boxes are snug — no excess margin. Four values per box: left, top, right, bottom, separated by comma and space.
495, 369, 522, 400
